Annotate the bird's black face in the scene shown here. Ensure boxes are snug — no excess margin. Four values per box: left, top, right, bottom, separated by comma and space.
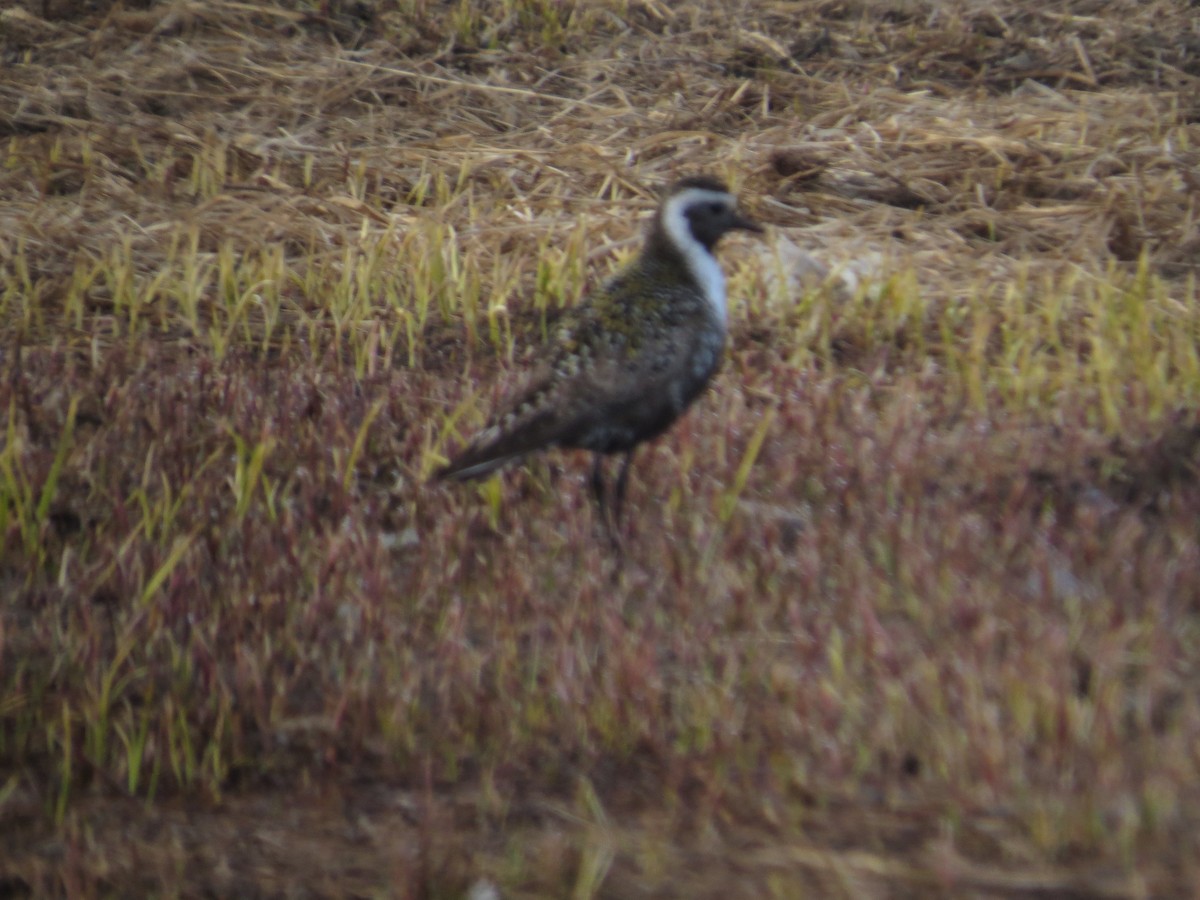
682, 197, 763, 251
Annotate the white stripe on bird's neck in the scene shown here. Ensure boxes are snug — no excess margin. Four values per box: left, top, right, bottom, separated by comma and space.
659, 187, 732, 327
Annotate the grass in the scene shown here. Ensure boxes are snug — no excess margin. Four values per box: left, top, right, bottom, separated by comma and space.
3, 0, 1200, 896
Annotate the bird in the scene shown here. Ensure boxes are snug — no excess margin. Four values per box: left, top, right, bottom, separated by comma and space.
434, 174, 762, 541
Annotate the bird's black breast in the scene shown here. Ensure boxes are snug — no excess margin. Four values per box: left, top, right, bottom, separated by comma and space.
560, 316, 725, 455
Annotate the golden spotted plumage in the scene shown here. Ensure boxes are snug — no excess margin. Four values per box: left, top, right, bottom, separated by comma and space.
435, 175, 762, 539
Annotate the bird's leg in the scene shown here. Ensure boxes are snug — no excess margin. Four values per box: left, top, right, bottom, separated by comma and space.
612, 451, 634, 533
590, 453, 613, 541
591, 453, 627, 551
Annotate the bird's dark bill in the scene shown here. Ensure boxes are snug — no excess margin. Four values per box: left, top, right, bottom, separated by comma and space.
731, 212, 764, 233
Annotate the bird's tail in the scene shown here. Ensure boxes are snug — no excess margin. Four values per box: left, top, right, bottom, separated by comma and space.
434, 390, 574, 483
433, 418, 551, 482
434, 447, 524, 481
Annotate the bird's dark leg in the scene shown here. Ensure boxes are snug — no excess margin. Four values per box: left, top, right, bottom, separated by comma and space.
612, 451, 634, 533
590, 453, 613, 542
592, 453, 629, 551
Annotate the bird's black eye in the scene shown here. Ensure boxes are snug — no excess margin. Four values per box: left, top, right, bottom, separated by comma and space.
709, 202, 724, 215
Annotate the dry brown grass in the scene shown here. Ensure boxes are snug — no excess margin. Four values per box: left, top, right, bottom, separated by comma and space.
3, 0, 1200, 897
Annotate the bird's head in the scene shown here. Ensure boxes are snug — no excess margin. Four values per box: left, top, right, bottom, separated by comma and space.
659, 175, 763, 253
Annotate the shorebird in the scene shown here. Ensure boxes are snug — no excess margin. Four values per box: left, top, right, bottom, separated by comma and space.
435, 175, 762, 540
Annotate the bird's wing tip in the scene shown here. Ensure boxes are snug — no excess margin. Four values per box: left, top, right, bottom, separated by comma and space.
433, 454, 512, 483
